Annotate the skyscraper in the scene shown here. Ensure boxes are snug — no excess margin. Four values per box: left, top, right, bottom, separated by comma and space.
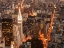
2, 17, 13, 46
17, 7, 24, 43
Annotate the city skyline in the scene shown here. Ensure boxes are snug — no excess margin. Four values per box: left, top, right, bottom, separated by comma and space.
0, 0, 64, 48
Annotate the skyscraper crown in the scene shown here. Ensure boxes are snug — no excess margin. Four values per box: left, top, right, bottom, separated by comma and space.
18, 7, 22, 23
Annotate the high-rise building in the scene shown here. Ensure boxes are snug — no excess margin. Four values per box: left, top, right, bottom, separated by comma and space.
2, 15, 13, 46
17, 7, 24, 46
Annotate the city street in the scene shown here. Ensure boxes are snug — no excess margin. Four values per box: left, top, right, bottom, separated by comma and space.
0, 0, 64, 48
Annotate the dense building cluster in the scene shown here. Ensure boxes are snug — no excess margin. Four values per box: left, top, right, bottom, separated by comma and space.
0, 0, 64, 48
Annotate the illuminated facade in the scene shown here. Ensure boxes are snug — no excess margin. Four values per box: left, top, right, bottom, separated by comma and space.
17, 7, 24, 46
2, 17, 13, 46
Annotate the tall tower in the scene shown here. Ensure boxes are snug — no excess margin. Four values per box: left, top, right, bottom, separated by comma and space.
17, 7, 24, 42
18, 7, 22, 23
2, 17, 13, 46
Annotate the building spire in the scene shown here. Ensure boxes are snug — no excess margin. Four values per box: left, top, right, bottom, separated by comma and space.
18, 7, 22, 23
